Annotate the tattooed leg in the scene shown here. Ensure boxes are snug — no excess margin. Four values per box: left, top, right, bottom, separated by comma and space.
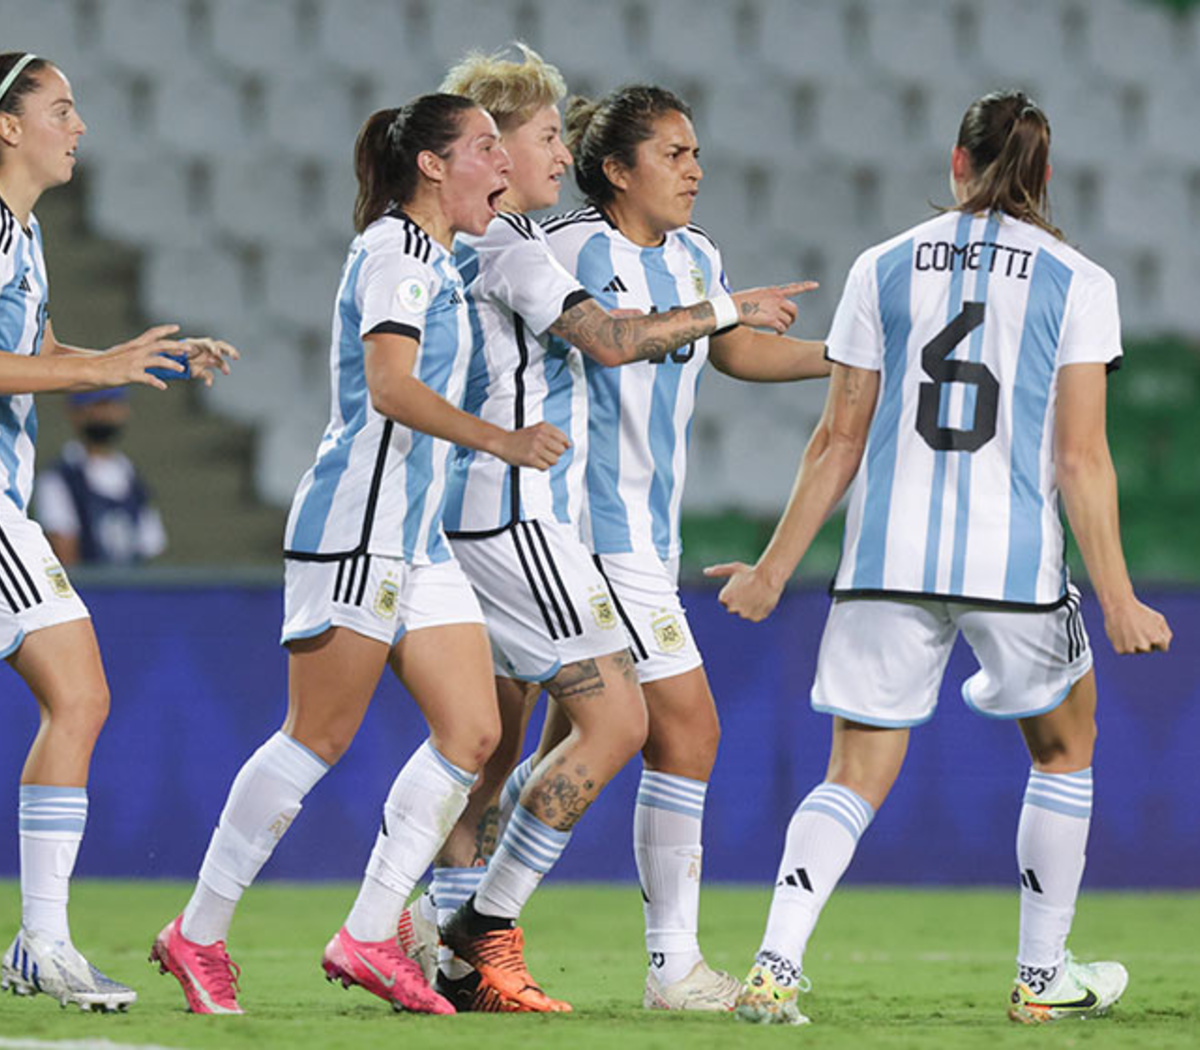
516, 649, 649, 832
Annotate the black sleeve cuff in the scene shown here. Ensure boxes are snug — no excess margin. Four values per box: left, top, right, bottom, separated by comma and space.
561, 289, 592, 314
1106, 355, 1122, 374
366, 321, 421, 341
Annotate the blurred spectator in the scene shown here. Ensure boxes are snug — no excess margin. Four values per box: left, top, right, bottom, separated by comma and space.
34, 389, 166, 566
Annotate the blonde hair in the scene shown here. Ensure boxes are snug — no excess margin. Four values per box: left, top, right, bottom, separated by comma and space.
440, 42, 566, 133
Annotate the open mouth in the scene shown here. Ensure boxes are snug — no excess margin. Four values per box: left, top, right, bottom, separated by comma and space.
487, 187, 505, 214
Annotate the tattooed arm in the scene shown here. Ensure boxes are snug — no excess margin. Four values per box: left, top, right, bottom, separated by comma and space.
705, 363, 879, 621
547, 281, 817, 368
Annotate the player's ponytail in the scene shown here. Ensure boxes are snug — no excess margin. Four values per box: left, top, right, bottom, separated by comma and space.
0, 53, 50, 117
955, 90, 1061, 239
352, 93, 478, 233
566, 85, 691, 209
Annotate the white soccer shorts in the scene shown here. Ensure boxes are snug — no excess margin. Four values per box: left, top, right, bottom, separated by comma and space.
450, 519, 627, 682
592, 550, 703, 684
811, 587, 1093, 727
281, 553, 484, 648
0, 509, 90, 658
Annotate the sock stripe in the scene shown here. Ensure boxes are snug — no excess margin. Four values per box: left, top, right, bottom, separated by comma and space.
19, 787, 88, 835
501, 805, 570, 874
277, 732, 332, 773
503, 756, 535, 809
423, 740, 477, 788
1024, 768, 1093, 819
797, 783, 874, 840
432, 867, 486, 911
637, 771, 707, 819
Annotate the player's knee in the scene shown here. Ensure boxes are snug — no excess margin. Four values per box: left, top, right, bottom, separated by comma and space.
53, 681, 110, 742
442, 710, 502, 773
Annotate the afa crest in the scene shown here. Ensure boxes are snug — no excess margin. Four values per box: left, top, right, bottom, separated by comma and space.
651, 612, 686, 653
589, 592, 617, 630
44, 565, 72, 598
373, 579, 399, 620
689, 264, 706, 299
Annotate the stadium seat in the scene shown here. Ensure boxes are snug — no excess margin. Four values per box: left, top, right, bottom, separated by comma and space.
262, 241, 347, 336
975, 0, 1080, 93
153, 71, 249, 157
256, 398, 331, 508
209, 156, 318, 249
1098, 167, 1189, 251
1082, 0, 1180, 89
757, 0, 853, 83
210, 0, 308, 76
1144, 76, 1200, 167
261, 71, 361, 163
3, 0, 95, 81
140, 244, 253, 335
426, 0, 531, 64
314, 0, 416, 77
537, 0, 640, 84
701, 72, 808, 169
876, 162, 947, 238
642, 0, 743, 80
1036, 80, 1130, 169
865, 0, 970, 83
814, 81, 920, 166
94, 0, 195, 75
86, 155, 208, 250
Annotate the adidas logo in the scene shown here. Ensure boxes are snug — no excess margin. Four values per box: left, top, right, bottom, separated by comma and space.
1020, 868, 1043, 893
778, 867, 813, 892
601, 275, 628, 294
18, 275, 31, 293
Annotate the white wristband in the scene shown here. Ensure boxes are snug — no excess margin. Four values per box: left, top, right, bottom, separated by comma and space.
708, 293, 738, 332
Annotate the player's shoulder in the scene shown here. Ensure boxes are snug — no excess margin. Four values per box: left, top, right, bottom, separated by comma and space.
1021, 222, 1115, 291
362, 209, 443, 267
0, 197, 21, 258
676, 222, 722, 261
540, 205, 608, 242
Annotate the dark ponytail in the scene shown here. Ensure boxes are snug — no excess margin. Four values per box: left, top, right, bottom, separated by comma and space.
352, 92, 478, 233
955, 90, 1061, 239
566, 84, 691, 209
0, 52, 51, 116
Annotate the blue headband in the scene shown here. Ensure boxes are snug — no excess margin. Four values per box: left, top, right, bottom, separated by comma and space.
0, 54, 40, 107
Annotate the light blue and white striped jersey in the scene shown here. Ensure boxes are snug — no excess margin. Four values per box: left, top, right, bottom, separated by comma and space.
442, 212, 590, 535
284, 210, 473, 564
829, 210, 1123, 608
543, 206, 729, 560
0, 200, 48, 514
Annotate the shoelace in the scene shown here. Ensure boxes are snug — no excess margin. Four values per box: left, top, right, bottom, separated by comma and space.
196, 944, 241, 999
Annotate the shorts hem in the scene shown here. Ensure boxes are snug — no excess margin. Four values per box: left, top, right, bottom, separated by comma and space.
499, 660, 562, 684
281, 619, 335, 646
811, 698, 935, 729
960, 655, 1093, 721
0, 630, 26, 660
636, 653, 704, 684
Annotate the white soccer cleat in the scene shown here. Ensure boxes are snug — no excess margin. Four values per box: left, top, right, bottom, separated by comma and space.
1009, 950, 1129, 1024
644, 959, 742, 1011
2, 928, 137, 1012
734, 951, 811, 1026
396, 895, 439, 984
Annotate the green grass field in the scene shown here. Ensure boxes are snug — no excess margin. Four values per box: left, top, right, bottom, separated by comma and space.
1, 881, 1196, 1049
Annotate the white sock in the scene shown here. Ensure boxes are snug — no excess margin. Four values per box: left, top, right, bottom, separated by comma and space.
475, 804, 571, 920
1017, 767, 1092, 972
19, 786, 87, 943
497, 755, 535, 841
433, 866, 485, 979
635, 770, 707, 985
183, 732, 328, 945
345, 741, 476, 942
760, 783, 875, 969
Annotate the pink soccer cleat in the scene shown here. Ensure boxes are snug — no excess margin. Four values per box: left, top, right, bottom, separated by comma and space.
322, 926, 454, 1015
149, 916, 242, 1015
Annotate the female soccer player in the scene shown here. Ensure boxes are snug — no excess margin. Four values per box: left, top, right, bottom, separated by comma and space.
520, 84, 828, 1011
403, 47, 812, 1014
0, 52, 235, 1012
709, 90, 1172, 1026
151, 93, 564, 1017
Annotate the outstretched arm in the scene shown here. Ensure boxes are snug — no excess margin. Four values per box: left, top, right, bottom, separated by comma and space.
708, 324, 831, 382
0, 319, 187, 394
548, 282, 817, 368
365, 331, 568, 470
1055, 362, 1171, 653
705, 363, 878, 620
